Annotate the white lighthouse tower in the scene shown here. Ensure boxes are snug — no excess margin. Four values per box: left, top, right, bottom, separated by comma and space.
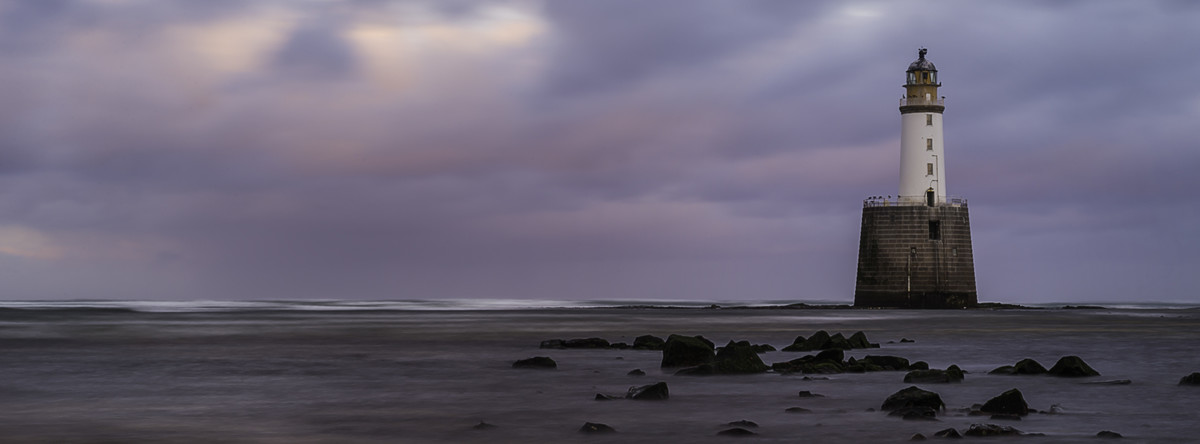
898, 48, 947, 205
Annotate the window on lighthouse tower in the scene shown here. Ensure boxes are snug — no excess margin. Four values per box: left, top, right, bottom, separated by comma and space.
926, 139, 933, 150
926, 163, 934, 176
926, 114, 933, 125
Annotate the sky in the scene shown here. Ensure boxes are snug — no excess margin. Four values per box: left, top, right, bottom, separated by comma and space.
1, 0, 1198, 303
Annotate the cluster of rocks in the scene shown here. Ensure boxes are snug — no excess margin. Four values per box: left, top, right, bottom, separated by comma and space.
539, 335, 667, 350
662, 335, 773, 375
782, 330, 879, 351
903, 365, 965, 383
911, 424, 1029, 439
989, 356, 1100, 377
771, 349, 918, 375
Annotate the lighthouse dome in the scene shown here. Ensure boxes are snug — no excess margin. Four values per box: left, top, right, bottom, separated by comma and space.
907, 48, 937, 72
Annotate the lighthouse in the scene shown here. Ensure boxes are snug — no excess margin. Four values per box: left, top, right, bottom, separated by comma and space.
853, 48, 978, 308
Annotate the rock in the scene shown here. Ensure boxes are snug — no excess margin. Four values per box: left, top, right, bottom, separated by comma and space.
610, 342, 629, 349
751, 343, 777, 353
512, 356, 557, 369
1082, 379, 1131, 385
888, 406, 938, 420
910, 432, 927, 440
727, 420, 758, 428
804, 361, 844, 374
675, 364, 716, 376
1047, 356, 1100, 377
661, 335, 716, 368
785, 330, 831, 351
564, 337, 610, 349
1179, 372, 1200, 385
472, 421, 497, 430
717, 428, 757, 436
626, 382, 669, 400
980, 388, 1029, 416
797, 390, 825, 398
801, 376, 829, 381
900, 338, 915, 343
908, 361, 930, 370
785, 407, 812, 413
579, 422, 616, 434
963, 424, 1022, 437
539, 339, 565, 349
849, 331, 878, 348
815, 349, 844, 363
627, 369, 645, 376
881, 386, 945, 412
1096, 430, 1123, 438
903, 368, 964, 383
988, 365, 1016, 375
826, 333, 852, 350
633, 335, 665, 350
594, 393, 620, 401
859, 355, 911, 371
714, 340, 769, 374
1013, 358, 1048, 374
933, 428, 962, 438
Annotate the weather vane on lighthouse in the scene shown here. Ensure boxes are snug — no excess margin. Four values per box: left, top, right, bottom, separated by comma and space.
852, 48, 978, 309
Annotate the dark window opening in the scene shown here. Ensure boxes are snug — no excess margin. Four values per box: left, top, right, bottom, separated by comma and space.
928, 221, 941, 240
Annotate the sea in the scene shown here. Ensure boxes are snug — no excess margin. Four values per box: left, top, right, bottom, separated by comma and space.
0, 299, 1197, 443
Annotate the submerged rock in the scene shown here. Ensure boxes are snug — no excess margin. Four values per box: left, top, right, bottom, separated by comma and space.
717, 428, 757, 436
980, 389, 1029, 416
627, 369, 645, 376
881, 386, 945, 412
859, 355, 911, 371
661, 335, 715, 368
888, 406, 938, 420
512, 356, 557, 369
1179, 372, 1200, 385
784, 407, 812, 413
932, 428, 961, 438
579, 422, 616, 434
626, 382, 669, 400
1096, 430, 1123, 438
564, 337, 610, 349
797, 390, 825, 398
963, 424, 1022, 437
1047, 356, 1100, 377
727, 420, 758, 428
472, 421, 497, 430
1013, 358, 1048, 374
904, 366, 964, 383
910, 432, 927, 440
714, 340, 769, 374
674, 364, 716, 376
539, 339, 565, 349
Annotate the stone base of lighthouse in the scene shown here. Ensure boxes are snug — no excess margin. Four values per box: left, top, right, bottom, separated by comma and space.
853, 203, 977, 308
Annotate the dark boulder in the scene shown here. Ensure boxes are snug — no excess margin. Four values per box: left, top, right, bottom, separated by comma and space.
579, 422, 616, 434
784, 407, 812, 413
797, 390, 825, 398
539, 339, 565, 349
815, 348, 844, 363
633, 335, 665, 350
783, 330, 831, 352
1047, 356, 1100, 377
910, 433, 927, 440
626, 382, 669, 400
1013, 358, 1048, 375
594, 393, 620, 401
881, 386, 945, 412
826, 333, 853, 350
888, 406, 938, 420
859, 355, 911, 371
564, 337, 610, 349
849, 331, 878, 348
988, 365, 1016, 375
472, 421, 497, 430
627, 369, 646, 376
1096, 431, 1123, 438
1179, 372, 1200, 385
610, 342, 629, 349
717, 428, 757, 436
512, 356, 557, 369
751, 343, 777, 353
933, 428, 962, 438
900, 338, 915, 343
908, 361, 930, 370
661, 334, 715, 368
727, 420, 758, 428
980, 389, 1029, 416
963, 424, 1022, 437
714, 341, 769, 374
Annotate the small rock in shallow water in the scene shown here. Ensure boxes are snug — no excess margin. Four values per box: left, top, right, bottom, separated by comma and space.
801, 376, 829, 381
888, 406, 938, 420
1179, 372, 1200, 385
1096, 430, 1123, 438
717, 428, 757, 436
785, 407, 812, 413
980, 388, 1029, 416
963, 424, 1022, 437
472, 421, 497, 430
727, 420, 758, 428
933, 428, 961, 438
1082, 379, 1131, 385
595, 393, 620, 401
626, 382, 669, 400
511, 356, 557, 369
910, 432, 927, 440
797, 390, 825, 398
1047, 356, 1100, 377
579, 422, 616, 434
900, 338, 915, 343
881, 386, 945, 412
627, 369, 645, 376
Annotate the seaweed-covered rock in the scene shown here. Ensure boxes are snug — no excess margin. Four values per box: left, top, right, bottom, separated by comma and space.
715, 341, 769, 374
579, 422, 616, 434
1180, 372, 1200, 385
848, 331, 878, 348
826, 333, 853, 350
661, 335, 715, 368
881, 386, 945, 412
903, 367, 964, 383
1013, 358, 1048, 375
1047, 356, 1100, 377
980, 389, 1029, 416
512, 356, 557, 369
859, 355, 911, 371
783, 330, 831, 351
626, 382, 669, 400
633, 335, 665, 350
963, 424, 1022, 437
